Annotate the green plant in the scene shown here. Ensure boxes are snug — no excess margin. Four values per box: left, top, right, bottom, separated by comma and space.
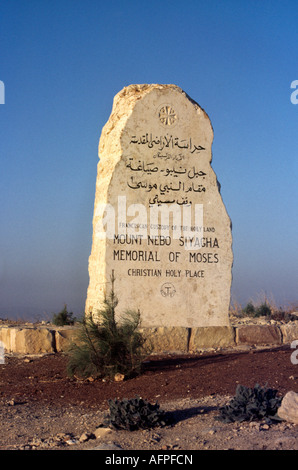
52, 305, 75, 326
66, 274, 152, 379
216, 384, 282, 423
241, 302, 256, 317
254, 302, 272, 317
241, 301, 272, 318
106, 396, 168, 431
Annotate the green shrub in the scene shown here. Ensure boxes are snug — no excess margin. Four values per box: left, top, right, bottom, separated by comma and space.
241, 302, 272, 318
241, 302, 256, 317
216, 384, 282, 423
105, 396, 168, 431
254, 302, 272, 317
52, 305, 75, 326
66, 274, 152, 379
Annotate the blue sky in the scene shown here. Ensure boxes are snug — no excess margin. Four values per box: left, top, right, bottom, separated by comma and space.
1, 0, 297, 320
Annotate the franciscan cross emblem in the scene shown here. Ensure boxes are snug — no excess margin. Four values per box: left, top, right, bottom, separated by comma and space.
159, 105, 177, 126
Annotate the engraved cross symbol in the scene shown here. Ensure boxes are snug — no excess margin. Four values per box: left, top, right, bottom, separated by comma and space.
159, 106, 177, 126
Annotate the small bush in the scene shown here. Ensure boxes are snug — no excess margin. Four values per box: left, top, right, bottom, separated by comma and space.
241, 302, 272, 318
254, 302, 272, 317
66, 274, 152, 379
216, 384, 282, 423
106, 396, 167, 431
52, 305, 75, 326
241, 302, 256, 317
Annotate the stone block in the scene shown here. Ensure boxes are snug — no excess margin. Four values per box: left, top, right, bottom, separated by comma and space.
140, 327, 189, 353
236, 325, 282, 346
190, 326, 235, 351
279, 322, 298, 344
54, 327, 80, 352
12, 327, 54, 354
0, 327, 12, 352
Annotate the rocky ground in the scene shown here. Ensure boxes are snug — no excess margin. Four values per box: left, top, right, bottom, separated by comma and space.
0, 340, 298, 451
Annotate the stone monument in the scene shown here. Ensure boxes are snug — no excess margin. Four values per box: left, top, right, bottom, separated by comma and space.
85, 84, 233, 328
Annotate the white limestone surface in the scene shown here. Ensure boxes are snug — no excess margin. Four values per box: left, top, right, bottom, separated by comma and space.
85, 84, 233, 327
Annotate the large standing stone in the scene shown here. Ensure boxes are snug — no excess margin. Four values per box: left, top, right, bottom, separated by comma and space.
85, 84, 233, 327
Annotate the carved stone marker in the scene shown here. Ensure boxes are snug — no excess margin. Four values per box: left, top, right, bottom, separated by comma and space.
85, 84, 233, 327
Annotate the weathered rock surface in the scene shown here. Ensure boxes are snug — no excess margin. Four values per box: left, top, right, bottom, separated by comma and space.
0, 318, 298, 355
85, 84, 233, 328
280, 322, 298, 343
278, 391, 298, 424
236, 325, 282, 346
190, 326, 235, 351
0, 326, 54, 354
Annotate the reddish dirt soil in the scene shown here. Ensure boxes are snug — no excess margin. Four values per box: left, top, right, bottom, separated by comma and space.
0, 345, 298, 451
2, 346, 298, 407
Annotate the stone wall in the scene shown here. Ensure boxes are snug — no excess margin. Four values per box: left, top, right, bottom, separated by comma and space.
0, 321, 298, 356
